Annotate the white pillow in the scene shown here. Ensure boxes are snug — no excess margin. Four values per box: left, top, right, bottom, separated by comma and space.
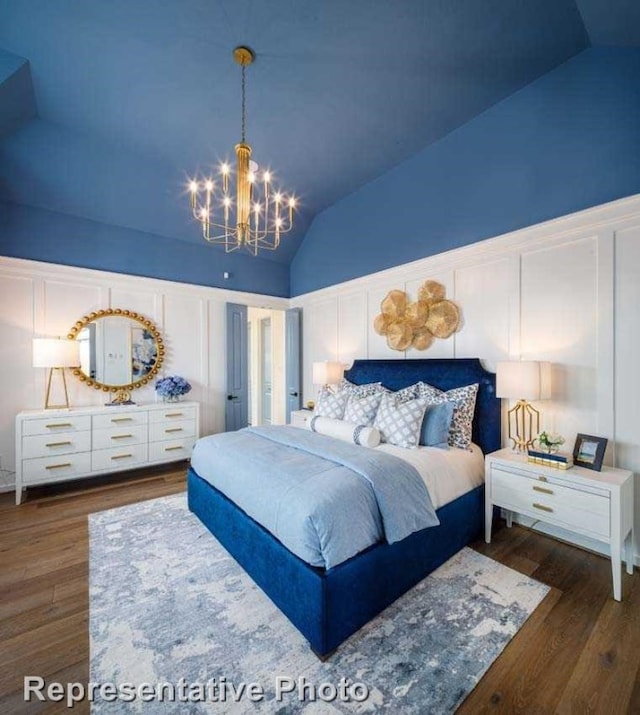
307, 415, 381, 448
374, 393, 428, 449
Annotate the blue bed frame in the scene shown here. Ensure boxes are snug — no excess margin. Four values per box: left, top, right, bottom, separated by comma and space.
188, 358, 501, 657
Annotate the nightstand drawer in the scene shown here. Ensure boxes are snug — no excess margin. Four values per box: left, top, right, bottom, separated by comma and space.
492, 469, 610, 539
290, 410, 313, 428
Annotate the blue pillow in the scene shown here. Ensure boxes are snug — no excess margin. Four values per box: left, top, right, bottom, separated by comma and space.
419, 402, 455, 448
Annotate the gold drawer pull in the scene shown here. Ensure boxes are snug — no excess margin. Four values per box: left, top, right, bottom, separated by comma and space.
537, 475, 548, 482
165, 428, 183, 433
111, 417, 133, 423
165, 446, 183, 452
165, 412, 183, 418
533, 485, 554, 495
45, 441, 72, 448
533, 502, 553, 513
45, 462, 72, 470
45, 422, 72, 429
111, 453, 133, 460
111, 434, 133, 440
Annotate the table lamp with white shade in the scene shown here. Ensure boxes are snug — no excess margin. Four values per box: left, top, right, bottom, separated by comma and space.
33, 338, 81, 409
496, 360, 551, 452
312, 361, 343, 395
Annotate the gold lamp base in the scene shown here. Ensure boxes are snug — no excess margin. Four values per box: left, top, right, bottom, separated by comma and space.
507, 399, 540, 453
44, 367, 71, 410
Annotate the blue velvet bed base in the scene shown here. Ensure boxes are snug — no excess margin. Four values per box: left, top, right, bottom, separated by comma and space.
188, 467, 484, 656
188, 358, 498, 656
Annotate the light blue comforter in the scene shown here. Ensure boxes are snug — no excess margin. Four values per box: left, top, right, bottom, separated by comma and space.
190, 426, 439, 569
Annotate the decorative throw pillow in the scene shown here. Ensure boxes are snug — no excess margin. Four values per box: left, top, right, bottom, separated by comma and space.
337, 378, 385, 398
314, 386, 349, 419
308, 415, 381, 448
343, 391, 383, 426
420, 401, 455, 448
374, 393, 428, 449
417, 382, 479, 449
391, 382, 421, 403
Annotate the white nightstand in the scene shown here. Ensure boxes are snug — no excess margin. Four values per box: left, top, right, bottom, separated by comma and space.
289, 409, 313, 429
485, 448, 634, 601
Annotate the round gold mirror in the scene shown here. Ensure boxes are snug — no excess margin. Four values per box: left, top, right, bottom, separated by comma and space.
67, 309, 165, 402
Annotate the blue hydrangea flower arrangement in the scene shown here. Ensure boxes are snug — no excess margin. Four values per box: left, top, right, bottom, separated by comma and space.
155, 375, 192, 401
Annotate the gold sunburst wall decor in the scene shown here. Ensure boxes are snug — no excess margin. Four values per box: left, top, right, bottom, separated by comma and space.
374, 280, 461, 351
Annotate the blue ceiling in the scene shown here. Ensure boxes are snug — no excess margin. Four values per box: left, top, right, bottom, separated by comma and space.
0, 0, 638, 269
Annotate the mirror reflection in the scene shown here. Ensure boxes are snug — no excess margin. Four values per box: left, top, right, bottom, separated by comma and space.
68, 309, 164, 393
76, 317, 159, 385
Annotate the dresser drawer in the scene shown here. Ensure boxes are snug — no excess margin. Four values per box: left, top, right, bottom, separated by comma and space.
23, 415, 91, 437
149, 419, 195, 443
22, 430, 91, 459
93, 424, 148, 450
92, 411, 148, 430
22, 452, 92, 485
149, 406, 197, 423
491, 467, 610, 539
91, 444, 148, 472
149, 437, 195, 463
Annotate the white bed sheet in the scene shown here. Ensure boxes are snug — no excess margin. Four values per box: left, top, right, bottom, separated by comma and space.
375, 442, 485, 510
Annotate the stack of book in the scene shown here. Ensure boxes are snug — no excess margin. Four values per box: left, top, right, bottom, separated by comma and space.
527, 449, 573, 470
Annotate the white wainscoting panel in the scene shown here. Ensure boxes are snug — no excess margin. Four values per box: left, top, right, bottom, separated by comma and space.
520, 237, 598, 442
338, 292, 367, 369
453, 259, 512, 369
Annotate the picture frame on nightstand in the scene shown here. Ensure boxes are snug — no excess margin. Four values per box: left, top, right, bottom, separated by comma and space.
573, 433, 607, 471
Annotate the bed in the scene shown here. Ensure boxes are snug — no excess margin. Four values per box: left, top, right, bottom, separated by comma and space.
187, 358, 501, 657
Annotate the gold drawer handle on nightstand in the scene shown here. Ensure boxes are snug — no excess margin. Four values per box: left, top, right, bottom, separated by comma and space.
533, 502, 553, 513
46, 462, 72, 470
533, 485, 554, 495
111, 453, 133, 460
165, 412, 183, 418
45, 422, 72, 429
165, 446, 183, 452
111, 434, 133, 440
111, 417, 133, 423
45, 441, 72, 448
165, 428, 183, 433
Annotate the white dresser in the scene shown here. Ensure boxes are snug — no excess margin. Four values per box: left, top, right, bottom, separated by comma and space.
15, 401, 200, 504
485, 448, 634, 601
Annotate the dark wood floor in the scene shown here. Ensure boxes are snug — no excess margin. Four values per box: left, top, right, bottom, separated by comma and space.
1, 467, 638, 714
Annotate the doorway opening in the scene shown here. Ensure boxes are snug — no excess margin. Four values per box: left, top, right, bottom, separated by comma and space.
247, 307, 286, 426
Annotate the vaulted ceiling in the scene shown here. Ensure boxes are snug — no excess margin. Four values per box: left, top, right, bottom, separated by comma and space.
1, 0, 639, 266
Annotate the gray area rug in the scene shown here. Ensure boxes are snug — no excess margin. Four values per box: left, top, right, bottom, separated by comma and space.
89, 493, 549, 714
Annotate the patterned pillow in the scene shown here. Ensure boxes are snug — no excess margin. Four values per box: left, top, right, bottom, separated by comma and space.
416, 382, 479, 449
314, 387, 349, 419
337, 378, 385, 398
343, 392, 383, 426
374, 393, 428, 449
391, 382, 421, 403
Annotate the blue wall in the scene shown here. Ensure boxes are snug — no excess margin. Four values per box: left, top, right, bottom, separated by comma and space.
0, 202, 290, 297
291, 48, 640, 295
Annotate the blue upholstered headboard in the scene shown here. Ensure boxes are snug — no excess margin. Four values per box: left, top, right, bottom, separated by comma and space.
343, 358, 501, 455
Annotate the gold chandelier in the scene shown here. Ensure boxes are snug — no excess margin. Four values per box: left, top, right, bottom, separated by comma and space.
188, 46, 295, 255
